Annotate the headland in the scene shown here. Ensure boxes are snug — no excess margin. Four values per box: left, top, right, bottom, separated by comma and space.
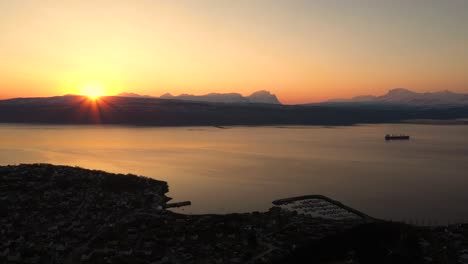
1, 164, 467, 263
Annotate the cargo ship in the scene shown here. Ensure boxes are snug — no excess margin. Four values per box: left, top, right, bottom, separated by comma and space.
385, 134, 410, 140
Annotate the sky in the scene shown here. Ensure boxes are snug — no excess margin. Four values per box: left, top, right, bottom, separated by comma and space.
0, 0, 467, 104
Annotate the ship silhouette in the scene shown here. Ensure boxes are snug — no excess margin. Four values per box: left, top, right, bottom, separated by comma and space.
385, 134, 410, 140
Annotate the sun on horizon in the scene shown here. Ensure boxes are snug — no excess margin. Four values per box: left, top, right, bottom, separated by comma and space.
80, 82, 107, 100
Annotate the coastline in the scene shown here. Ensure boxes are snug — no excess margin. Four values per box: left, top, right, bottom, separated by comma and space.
1, 164, 467, 263
402, 118, 468, 125
2, 95, 468, 127
1, 115, 468, 130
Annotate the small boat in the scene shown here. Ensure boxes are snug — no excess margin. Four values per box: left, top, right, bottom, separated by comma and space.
385, 134, 410, 140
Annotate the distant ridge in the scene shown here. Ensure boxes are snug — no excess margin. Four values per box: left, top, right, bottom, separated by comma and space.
1, 94, 468, 126
325, 88, 468, 106
160, 90, 281, 104
248, 90, 281, 104
117, 90, 281, 104
118, 92, 153, 98
160, 92, 248, 103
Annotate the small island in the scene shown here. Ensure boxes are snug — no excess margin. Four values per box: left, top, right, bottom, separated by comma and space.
1, 164, 467, 263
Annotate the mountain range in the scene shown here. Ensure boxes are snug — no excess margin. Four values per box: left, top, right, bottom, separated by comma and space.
117, 88, 468, 107
326, 88, 468, 106
118, 90, 281, 105
1, 94, 468, 126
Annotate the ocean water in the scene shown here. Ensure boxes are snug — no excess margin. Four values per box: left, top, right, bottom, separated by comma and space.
1, 123, 467, 224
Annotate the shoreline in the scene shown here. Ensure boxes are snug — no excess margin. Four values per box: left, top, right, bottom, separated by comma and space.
2, 164, 467, 263
1, 118, 468, 130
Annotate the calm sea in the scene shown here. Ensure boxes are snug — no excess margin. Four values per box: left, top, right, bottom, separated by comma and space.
1, 123, 467, 224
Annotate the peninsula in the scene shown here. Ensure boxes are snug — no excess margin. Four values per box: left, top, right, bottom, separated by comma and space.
1, 95, 468, 126
1, 164, 467, 263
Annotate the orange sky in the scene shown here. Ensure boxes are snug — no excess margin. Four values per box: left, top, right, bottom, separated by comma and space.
1, 1, 467, 104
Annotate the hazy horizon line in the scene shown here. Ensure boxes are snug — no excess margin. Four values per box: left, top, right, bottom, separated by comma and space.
1, 87, 467, 104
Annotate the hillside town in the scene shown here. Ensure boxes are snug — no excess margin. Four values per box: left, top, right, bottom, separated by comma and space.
1, 164, 468, 263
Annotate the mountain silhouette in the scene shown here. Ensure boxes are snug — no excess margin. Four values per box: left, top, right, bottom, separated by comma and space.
326, 88, 468, 106
118, 92, 153, 98
247, 90, 281, 104
1, 95, 468, 126
159, 90, 281, 104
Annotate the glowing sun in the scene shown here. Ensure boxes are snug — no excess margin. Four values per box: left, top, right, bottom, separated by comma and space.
81, 82, 105, 100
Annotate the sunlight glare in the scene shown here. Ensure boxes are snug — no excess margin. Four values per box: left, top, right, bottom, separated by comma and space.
81, 82, 106, 100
